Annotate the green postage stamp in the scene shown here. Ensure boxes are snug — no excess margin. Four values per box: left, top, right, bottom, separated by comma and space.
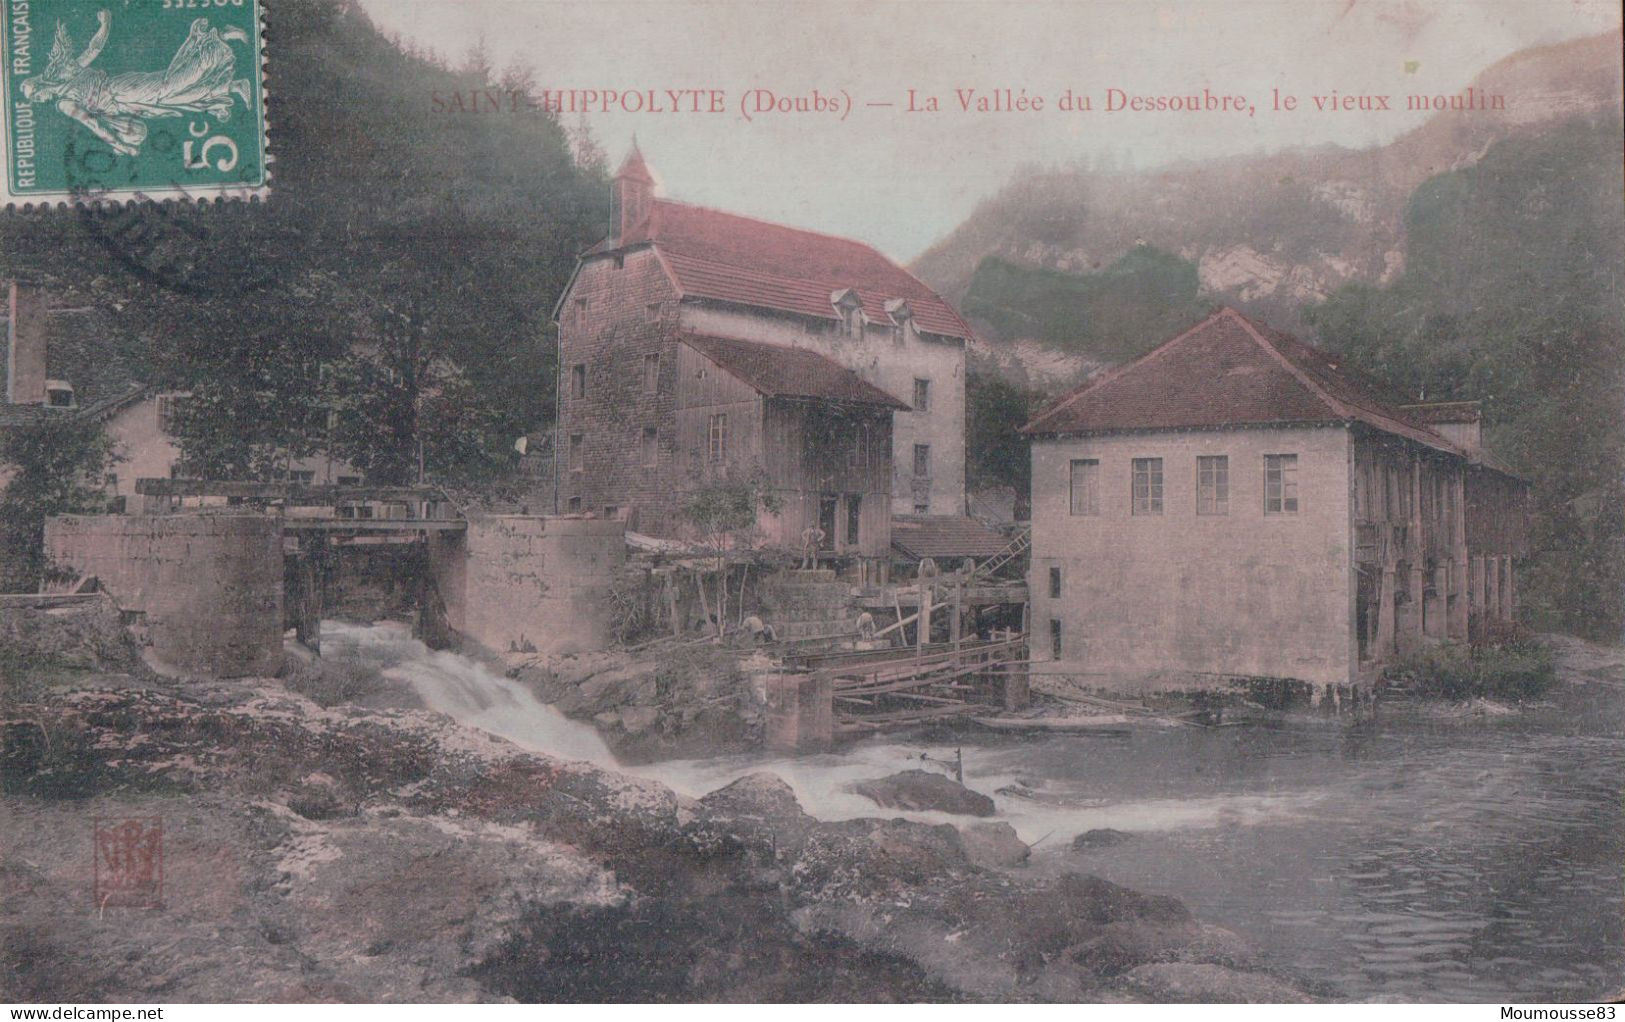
1, 0, 266, 204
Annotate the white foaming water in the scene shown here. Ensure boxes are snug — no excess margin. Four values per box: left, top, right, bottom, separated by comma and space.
321, 620, 617, 765
318, 621, 1319, 843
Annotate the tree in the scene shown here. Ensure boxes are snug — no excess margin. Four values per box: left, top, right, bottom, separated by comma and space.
1, 0, 609, 491
0, 416, 117, 592
461, 36, 493, 84
680, 478, 782, 638
966, 370, 1045, 513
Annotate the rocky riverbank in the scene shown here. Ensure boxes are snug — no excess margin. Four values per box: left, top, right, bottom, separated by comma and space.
1, 658, 1312, 1002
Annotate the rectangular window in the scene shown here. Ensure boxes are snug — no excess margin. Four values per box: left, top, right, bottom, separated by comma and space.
604, 505, 619, 519
641, 427, 658, 468
1069, 459, 1099, 515
1196, 455, 1229, 515
642, 352, 660, 395
645, 303, 661, 322
568, 433, 584, 473
913, 378, 931, 412
914, 502, 930, 514
913, 443, 931, 478
567, 496, 581, 513
1050, 619, 1063, 659
708, 414, 728, 462
845, 494, 861, 546
1264, 454, 1299, 514
1131, 458, 1163, 515
570, 364, 586, 400
1048, 566, 1062, 599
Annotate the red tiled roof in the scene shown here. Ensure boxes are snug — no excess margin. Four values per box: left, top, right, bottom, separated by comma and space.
598, 199, 974, 340
681, 334, 907, 409
891, 515, 1014, 561
1020, 306, 1462, 454
615, 145, 654, 184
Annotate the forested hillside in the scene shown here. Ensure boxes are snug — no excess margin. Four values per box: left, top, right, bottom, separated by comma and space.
0, 0, 609, 484
1308, 117, 1624, 639
917, 30, 1622, 339
961, 246, 1207, 365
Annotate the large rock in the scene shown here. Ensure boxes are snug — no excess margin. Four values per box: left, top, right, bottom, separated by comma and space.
851, 770, 996, 817
698, 772, 807, 822
959, 821, 1030, 868
1073, 828, 1134, 850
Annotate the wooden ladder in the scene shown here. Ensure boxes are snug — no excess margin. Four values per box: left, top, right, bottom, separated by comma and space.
973, 525, 1031, 580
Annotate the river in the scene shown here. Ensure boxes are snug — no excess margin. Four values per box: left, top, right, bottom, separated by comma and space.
321, 621, 1624, 1002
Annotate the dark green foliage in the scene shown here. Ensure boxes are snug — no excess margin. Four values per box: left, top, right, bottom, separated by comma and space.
966, 370, 1044, 500
1383, 629, 1557, 703
680, 479, 783, 549
960, 246, 1207, 361
0, 416, 116, 592
0, 0, 609, 488
1307, 117, 1625, 640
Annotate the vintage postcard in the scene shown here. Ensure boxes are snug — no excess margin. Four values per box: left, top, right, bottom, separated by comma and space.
1, 0, 1621, 1008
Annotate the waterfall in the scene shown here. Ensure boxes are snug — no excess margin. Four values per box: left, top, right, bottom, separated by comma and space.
316, 620, 1319, 843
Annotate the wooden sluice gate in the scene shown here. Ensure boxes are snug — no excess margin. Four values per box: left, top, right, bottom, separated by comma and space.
784, 633, 1029, 736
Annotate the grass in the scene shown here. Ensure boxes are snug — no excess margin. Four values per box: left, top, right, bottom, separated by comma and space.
1383, 624, 1556, 702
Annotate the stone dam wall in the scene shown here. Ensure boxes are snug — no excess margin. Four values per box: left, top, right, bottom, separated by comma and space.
44, 514, 284, 677
432, 515, 625, 656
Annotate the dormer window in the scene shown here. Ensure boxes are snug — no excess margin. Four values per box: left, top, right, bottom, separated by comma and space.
885, 299, 913, 343
830, 288, 863, 337
45, 381, 74, 408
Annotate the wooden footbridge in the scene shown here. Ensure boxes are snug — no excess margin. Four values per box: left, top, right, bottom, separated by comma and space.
782, 632, 1028, 736
133, 479, 468, 652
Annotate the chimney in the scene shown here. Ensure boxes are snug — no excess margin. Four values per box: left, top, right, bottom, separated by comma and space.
612, 144, 655, 244
6, 281, 48, 405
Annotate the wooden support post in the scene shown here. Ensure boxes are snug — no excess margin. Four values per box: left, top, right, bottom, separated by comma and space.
918, 582, 931, 656
665, 572, 682, 638
294, 532, 326, 654
950, 579, 963, 650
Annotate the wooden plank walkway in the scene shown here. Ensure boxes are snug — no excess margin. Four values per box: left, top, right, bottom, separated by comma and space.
819, 633, 1027, 732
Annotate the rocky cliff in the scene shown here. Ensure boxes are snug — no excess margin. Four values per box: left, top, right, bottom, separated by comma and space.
914, 30, 1623, 355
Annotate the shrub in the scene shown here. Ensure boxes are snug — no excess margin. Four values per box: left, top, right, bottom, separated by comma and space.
1383, 628, 1556, 702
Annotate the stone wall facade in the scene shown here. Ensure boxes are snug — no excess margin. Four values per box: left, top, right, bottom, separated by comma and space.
434, 515, 625, 656
1028, 425, 1355, 689
43, 514, 283, 677
555, 248, 682, 531
682, 303, 966, 516
555, 246, 968, 532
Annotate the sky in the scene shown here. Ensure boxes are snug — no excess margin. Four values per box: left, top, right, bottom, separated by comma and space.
360, 0, 1621, 261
